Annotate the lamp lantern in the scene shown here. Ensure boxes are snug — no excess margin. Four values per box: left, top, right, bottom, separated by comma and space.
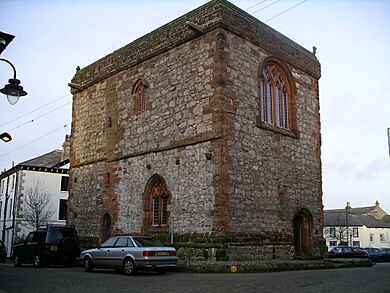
0, 58, 27, 105
0, 132, 12, 143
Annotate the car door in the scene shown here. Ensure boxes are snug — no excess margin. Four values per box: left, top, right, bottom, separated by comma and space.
93, 237, 117, 267
19, 232, 46, 261
110, 237, 132, 267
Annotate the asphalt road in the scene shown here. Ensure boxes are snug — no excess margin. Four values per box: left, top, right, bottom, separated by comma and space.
1, 261, 390, 293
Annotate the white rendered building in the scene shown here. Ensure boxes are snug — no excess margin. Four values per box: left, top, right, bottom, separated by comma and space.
0, 148, 69, 257
324, 201, 390, 250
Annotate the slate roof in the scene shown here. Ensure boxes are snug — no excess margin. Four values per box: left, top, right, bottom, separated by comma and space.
19, 150, 64, 168
0, 150, 69, 180
324, 210, 390, 228
383, 215, 390, 223
325, 206, 376, 215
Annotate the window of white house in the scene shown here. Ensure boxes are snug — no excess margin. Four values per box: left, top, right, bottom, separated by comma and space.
329, 227, 336, 237
8, 198, 12, 218
329, 240, 337, 247
0, 201, 2, 218
352, 227, 359, 237
369, 234, 374, 242
58, 199, 67, 220
60, 176, 69, 192
380, 234, 385, 242
11, 175, 15, 191
352, 241, 360, 247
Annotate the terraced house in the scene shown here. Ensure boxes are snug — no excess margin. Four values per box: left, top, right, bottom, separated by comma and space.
68, 0, 324, 261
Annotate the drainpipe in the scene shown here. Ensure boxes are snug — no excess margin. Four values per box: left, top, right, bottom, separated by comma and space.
1, 175, 10, 241
10, 168, 19, 256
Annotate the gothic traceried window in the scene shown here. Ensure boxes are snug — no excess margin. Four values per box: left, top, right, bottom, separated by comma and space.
133, 80, 146, 114
152, 194, 168, 227
259, 62, 292, 130
144, 174, 170, 230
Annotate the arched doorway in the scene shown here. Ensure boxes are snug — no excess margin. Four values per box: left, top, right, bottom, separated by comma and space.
293, 209, 314, 257
143, 174, 170, 232
102, 213, 112, 241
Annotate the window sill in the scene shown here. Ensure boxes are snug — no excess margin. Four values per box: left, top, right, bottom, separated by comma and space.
257, 120, 299, 139
147, 225, 169, 233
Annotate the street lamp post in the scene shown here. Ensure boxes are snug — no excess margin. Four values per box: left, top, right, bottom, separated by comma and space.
0, 58, 27, 105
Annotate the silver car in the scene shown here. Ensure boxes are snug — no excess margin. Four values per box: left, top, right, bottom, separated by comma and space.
80, 236, 177, 275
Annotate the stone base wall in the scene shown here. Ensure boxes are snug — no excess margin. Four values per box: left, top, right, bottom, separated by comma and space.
153, 232, 294, 261
178, 244, 294, 262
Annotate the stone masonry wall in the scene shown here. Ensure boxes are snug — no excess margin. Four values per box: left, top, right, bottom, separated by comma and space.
223, 31, 323, 242
68, 162, 106, 245
69, 30, 221, 244
69, 0, 323, 259
115, 142, 215, 234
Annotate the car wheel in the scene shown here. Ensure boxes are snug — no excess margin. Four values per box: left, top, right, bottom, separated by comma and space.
84, 257, 94, 272
33, 255, 44, 268
123, 258, 137, 276
14, 255, 22, 267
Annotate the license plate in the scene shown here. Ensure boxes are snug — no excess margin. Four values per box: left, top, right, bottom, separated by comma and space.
156, 251, 170, 256
50, 245, 58, 252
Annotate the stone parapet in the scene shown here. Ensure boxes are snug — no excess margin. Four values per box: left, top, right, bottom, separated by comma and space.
71, 0, 319, 89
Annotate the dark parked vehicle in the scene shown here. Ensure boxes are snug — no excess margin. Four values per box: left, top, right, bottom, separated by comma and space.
13, 224, 80, 268
327, 246, 369, 258
362, 247, 383, 262
0, 240, 6, 263
381, 248, 390, 262
80, 236, 177, 275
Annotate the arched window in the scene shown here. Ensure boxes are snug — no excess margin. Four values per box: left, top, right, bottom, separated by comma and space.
133, 80, 147, 114
259, 61, 292, 130
143, 174, 170, 230
152, 195, 168, 226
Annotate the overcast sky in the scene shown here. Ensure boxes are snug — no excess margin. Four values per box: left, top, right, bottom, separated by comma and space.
0, 0, 389, 212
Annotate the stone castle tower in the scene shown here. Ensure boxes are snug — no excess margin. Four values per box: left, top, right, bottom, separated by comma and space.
68, 0, 324, 260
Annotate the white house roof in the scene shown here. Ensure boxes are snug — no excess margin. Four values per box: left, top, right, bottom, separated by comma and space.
19, 150, 64, 168
324, 210, 390, 228
0, 150, 69, 179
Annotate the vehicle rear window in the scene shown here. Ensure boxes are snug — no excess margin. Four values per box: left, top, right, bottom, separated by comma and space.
114, 237, 129, 247
47, 228, 77, 244
133, 237, 163, 247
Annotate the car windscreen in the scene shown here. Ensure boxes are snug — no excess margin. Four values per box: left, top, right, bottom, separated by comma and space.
132, 237, 163, 247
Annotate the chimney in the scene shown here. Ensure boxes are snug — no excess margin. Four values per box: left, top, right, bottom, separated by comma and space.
375, 200, 379, 208
345, 201, 352, 214
61, 134, 71, 160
